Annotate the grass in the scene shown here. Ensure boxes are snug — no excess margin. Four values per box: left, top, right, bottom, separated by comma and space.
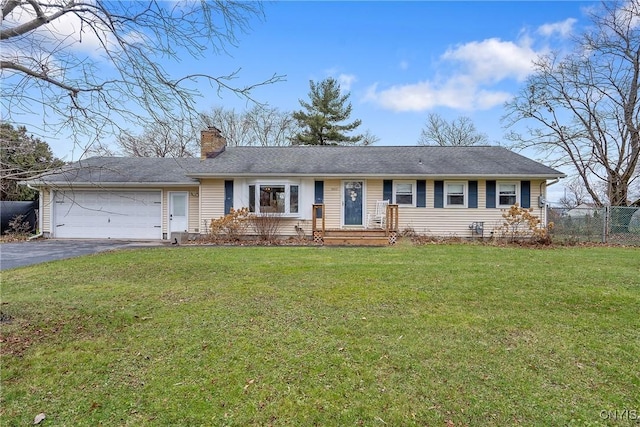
1, 245, 639, 426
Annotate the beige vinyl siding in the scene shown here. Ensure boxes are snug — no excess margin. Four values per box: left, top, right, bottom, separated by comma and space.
366, 180, 384, 215
199, 178, 317, 238
323, 179, 342, 229
41, 188, 51, 235
189, 190, 200, 232
200, 179, 225, 231
396, 179, 547, 237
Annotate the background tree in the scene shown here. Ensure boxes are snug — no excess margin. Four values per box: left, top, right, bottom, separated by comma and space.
418, 113, 488, 146
557, 178, 592, 209
114, 119, 198, 158
292, 77, 366, 145
1, 1, 284, 149
201, 105, 299, 146
1, 122, 64, 200
503, 1, 639, 206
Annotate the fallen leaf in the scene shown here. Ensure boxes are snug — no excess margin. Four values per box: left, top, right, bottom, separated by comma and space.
33, 413, 46, 425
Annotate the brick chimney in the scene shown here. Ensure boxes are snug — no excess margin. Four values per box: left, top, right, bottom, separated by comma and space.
200, 126, 226, 159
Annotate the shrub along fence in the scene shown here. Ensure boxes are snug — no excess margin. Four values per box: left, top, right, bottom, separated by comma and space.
548, 205, 640, 246
0, 201, 37, 235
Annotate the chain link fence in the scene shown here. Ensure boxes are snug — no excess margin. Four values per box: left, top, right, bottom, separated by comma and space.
547, 205, 640, 246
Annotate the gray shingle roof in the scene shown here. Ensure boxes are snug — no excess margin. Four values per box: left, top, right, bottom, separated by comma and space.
31, 146, 564, 185
29, 157, 201, 185
190, 146, 564, 178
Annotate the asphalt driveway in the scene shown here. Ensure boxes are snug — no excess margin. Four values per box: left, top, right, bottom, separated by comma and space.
0, 239, 166, 271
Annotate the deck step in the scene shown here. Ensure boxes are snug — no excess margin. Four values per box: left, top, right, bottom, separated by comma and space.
322, 236, 391, 246
316, 229, 396, 246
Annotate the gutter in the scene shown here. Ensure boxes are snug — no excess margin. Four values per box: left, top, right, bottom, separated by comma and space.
540, 177, 561, 227
27, 184, 44, 240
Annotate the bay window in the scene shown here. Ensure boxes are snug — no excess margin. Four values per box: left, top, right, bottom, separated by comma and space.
248, 183, 299, 215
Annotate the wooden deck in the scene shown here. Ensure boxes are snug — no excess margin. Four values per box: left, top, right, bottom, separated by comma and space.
321, 229, 397, 246
312, 203, 399, 246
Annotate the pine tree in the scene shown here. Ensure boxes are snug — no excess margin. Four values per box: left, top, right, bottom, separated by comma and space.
292, 78, 363, 145
0, 123, 64, 201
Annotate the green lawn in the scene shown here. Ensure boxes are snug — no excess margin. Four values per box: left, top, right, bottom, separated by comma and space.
1, 245, 639, 426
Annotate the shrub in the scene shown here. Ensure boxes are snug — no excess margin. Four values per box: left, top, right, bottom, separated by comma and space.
2, 214, 33, 241
251, 212, 284, 242
496, 204, 553, 244
209, 208, 250, 241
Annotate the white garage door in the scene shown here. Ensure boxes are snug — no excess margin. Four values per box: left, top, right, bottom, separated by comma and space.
53, 190, 162, 239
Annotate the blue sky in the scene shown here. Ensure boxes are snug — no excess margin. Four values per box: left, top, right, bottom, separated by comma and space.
179, 0, 595, 201
193, 0, 592, 149
8, 1, 600, 201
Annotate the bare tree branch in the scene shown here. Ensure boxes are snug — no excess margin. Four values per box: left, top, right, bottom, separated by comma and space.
418, 113, 488, 146
503, 0, 640, 206
201, 105, 299, 147
1, 0, 285, 151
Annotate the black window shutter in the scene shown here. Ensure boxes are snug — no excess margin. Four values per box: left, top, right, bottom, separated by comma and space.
486, 180, 496, 208
314, 181, 324, 218
468, 180, 478, 208
383, 180, 393, 202
417, 180, 426, 207
314, 181, 324, 203
434, 180, 444, 208
248, 185, 255, 212
224, 180, 233, 214
521, 180, 531, 208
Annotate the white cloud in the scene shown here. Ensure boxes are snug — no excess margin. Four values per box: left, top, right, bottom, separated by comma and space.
364, 77, 511, 113
2, 0, 134, 63
537, 18, 577, 38
442, 37, 538, 82
365, 35, 543, 113
338, 73, 357, 91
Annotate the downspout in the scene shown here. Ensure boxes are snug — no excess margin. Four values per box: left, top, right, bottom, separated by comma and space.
541, 178, 560, 227
26, 184, 44, 240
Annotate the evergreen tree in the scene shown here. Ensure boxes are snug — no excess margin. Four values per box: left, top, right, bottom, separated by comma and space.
0, 123, 64, 201
292, 78, 363, 145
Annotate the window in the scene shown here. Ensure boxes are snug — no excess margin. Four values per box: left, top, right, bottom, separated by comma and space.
394, 181, 415, 206
445, 182, 466, 207
249, 183, 299, 215
498, 182, 517, 206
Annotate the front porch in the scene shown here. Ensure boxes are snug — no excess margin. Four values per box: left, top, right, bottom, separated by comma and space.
311, 204, 399, 246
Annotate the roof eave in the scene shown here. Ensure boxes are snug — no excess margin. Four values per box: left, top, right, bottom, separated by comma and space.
188, 173, 566, 179
22, 181, 198, 188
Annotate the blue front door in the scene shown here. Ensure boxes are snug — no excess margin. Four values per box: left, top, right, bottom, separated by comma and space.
344, 181, 363, 226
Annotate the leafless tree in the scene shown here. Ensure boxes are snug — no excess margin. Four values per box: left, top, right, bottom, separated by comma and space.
418, 113, 489, 146
200, 105, 300, 146
360, 129, 380, 146
503, 1, 639, 207
113, 119, 199, 157
557, 177, 592, 209
1, 1, 284, 150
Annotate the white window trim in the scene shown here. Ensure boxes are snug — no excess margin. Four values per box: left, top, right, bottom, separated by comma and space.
497, 181, 519, 208
444, 181, 467, 208
249, 181, 300, 217
393, 180, 416, 207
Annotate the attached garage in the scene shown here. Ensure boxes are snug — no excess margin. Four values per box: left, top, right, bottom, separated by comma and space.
52, 190, 162, 239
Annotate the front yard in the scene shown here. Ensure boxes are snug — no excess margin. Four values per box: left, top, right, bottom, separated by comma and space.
1, 245, 639, 426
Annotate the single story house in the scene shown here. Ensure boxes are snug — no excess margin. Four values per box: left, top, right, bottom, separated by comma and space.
24, 128, 565, 241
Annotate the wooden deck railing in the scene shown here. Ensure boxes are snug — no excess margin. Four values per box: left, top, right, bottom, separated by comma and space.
312, 204, 325, 236
386, 204, 399, 234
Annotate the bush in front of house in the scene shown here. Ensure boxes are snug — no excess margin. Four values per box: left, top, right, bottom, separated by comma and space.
496, 203, 553, 245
